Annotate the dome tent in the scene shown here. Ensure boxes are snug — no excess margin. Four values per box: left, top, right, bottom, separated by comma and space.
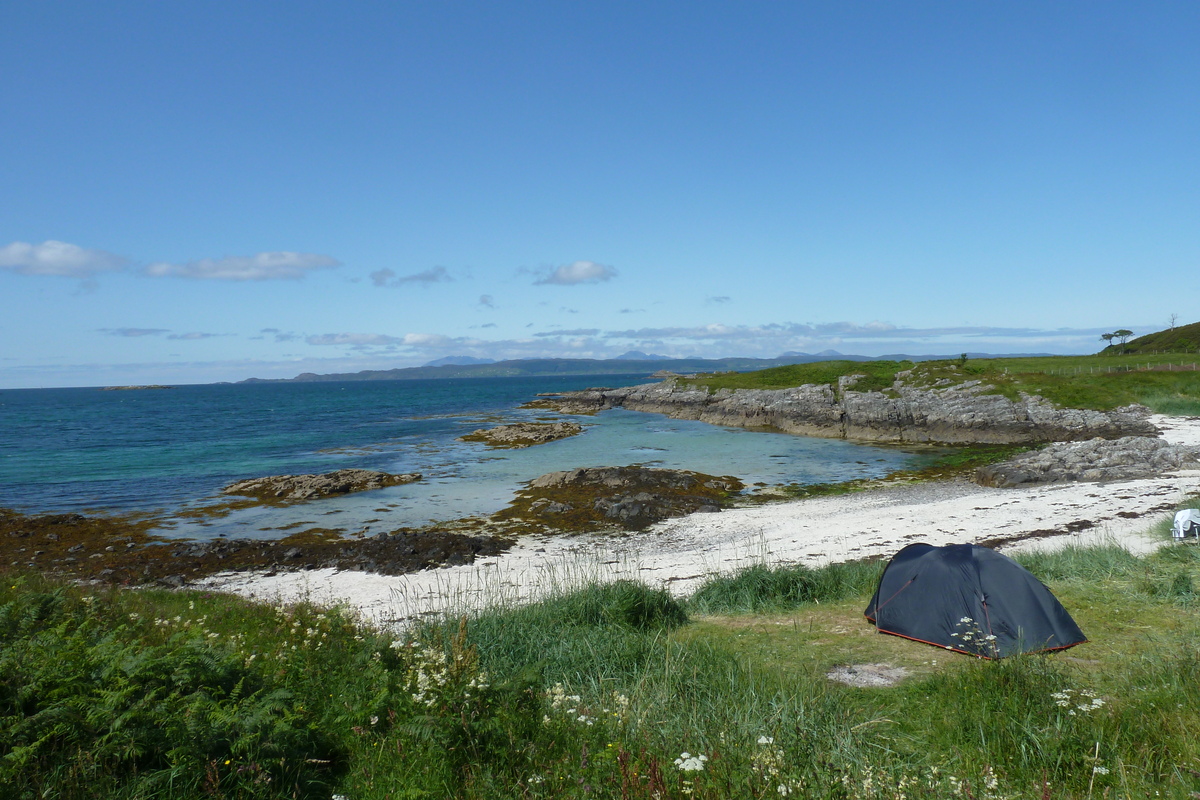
864, 543, 1086, 658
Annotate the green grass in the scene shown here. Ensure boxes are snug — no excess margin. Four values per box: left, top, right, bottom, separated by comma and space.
682, 359, 914, 393
682, 353, 1200, 413
6, 510, 1200, 798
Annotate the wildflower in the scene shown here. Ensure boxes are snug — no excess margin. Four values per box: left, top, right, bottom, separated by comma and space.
674, 752, 708, 772
777, 786, 790, 796
1093, 765, 1109, 775
757, 735, 775, 745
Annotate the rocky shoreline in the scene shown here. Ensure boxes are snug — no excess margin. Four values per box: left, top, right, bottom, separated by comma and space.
1, 465, 746, 586
529, 376, 1157, 445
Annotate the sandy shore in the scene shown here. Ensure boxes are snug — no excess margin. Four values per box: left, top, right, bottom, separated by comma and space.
198, 414, 1200, 628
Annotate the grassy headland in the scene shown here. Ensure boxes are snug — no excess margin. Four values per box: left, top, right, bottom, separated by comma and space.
682, 352, 1200, 415
5, 500, 1200, 798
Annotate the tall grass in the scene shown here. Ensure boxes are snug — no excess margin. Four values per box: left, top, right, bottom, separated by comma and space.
686, 559, 884, 614
5, 529, 1200, 797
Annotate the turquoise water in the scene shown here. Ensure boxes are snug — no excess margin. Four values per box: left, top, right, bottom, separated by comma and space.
0, 377, 931, 539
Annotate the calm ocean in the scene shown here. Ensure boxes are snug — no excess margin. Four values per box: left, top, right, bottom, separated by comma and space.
0, 376, 932, 540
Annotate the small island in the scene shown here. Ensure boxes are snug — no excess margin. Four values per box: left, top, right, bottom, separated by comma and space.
221, 468, 422, 501
458, 420, 583, 448
100, 385, 174, 391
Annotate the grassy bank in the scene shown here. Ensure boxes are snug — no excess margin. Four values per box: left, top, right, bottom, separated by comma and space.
4, 499, 1200, 798
682, 353, 1200, 415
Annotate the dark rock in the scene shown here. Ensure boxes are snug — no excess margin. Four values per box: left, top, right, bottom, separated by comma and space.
499, 465, 743, 531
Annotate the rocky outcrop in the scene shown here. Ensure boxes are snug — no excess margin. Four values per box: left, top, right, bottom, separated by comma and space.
531, 377, 1157, 445
458, 421, 583, 448
975, 437, 1200, 487
222, 469, 421, 501
497, 466, 743, 531
0, 505, 509, 585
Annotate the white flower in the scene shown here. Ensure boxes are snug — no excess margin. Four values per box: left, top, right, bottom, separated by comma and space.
960, 617, 973, 623
757, 735, 775, 745
1093, 765, 1109, 775
674, 752, 708, 772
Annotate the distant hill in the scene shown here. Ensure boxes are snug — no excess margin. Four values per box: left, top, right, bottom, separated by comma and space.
422, 356, 497, 367
614, 350, 671, 360
239, 351, 1059, 384
1101, 321, 1200, 355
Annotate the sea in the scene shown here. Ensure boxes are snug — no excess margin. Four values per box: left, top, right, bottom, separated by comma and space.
0, 375, 936, 540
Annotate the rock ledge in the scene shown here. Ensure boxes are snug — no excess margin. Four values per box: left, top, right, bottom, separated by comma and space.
975, 437, 1200, 487
222, 469, 421, 501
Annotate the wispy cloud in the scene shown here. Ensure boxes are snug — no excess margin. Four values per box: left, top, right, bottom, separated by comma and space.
166, 332, 225, 340
370, 266, 453, 287
260, 328, 302, 343
100, 327, 171, 337
145, 251, 339, 280
99, 327, 226, 341
306, 333, 405, 347
0, 240, 127, 278
478, 294, 495, 308
533, 260, 617, 286
534, 328, 601, 337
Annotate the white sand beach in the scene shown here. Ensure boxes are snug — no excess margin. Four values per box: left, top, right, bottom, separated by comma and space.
198, 415, 1200, 628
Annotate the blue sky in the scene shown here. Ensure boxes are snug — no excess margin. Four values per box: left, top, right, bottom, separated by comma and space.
3, 2, 1198, 388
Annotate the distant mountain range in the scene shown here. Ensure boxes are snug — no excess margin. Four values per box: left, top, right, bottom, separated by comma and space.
239, 350, 1056, 384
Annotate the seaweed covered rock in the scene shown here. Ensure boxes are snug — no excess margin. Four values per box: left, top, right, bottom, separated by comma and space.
0, 506, 511, 585
221, 469, 421, 501
498, 466, 743, 531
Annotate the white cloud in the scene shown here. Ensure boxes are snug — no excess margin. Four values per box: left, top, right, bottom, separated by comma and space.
533, 260, 617, 285
370, 266, 452, 287
145, 251, 340, 281
0, 240, 127, 278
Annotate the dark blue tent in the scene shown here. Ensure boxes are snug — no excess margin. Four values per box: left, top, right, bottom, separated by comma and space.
864, 543, 1086, 658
